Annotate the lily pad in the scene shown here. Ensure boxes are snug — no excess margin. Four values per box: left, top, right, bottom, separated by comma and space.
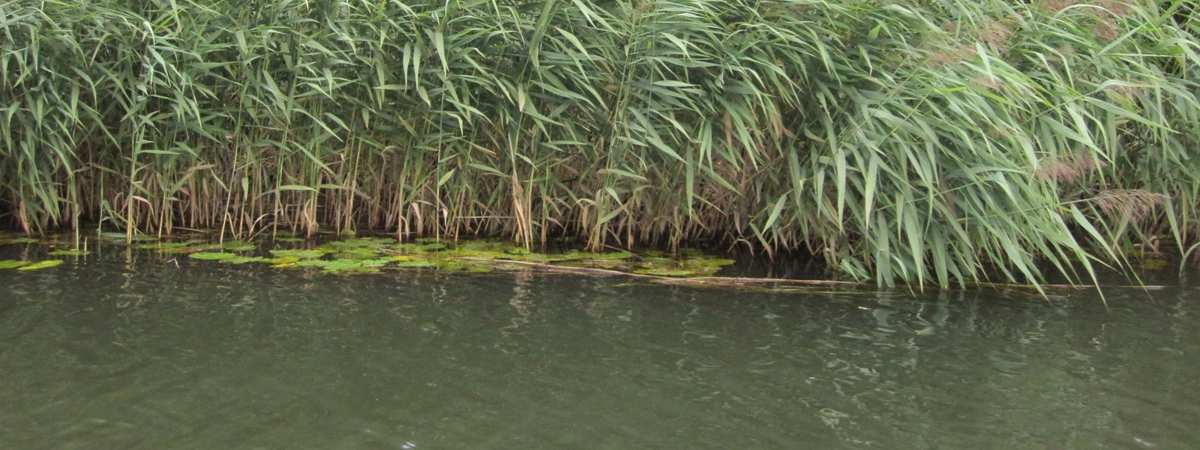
179, 236, 736, 280
136, 240, 220, 253
632, 255, 735, 277
219, 241, 257, 252
268, 256, 302, 268
295, 257, 391, 274
97, 232, 157, 242
393, 260, 435, 268
136, 240, 202, 249
17, 260, 64, 271
49, 249, 90, 257
189, 252, 242, 261
225, 256, 269, 264
324, 237, 392, 250
269, 249, 329, 259
0, 260, 31, 269
386, 241, 451, 255
334, 247, 382, 259
417, 242, 448, 252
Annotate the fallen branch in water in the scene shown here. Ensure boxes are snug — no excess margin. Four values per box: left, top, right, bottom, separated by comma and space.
470, 257, 860, 287
470, 258, 1168, 291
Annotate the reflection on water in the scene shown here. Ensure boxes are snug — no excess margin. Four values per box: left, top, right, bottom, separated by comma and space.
1, 246, 1198, 449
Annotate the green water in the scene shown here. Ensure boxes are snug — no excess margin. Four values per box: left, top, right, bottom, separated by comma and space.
1, 246, 1198, 449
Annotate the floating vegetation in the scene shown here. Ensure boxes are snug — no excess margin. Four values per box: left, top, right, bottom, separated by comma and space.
633, 256, 737, 278
136, 241, 202, 250
226, 256, 270, 265
188, 252, 242, 262
392, 260, 435, 269
16, 260, 64, 271
1, 233, 735, 279
332, 247, 380, 260
97, 232, 157, 242
219, 241, 257, 252
0, 260, 30, 269
1, 237, 40, 245
294, 257, 392, 274
268, 257, 302, 268
269, 249, 329, 260
134, 239, 255, 254
174, 236, 732, 277
188, 252, 269, 264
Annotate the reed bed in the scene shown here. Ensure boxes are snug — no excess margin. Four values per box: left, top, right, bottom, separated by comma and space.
1, 0, 1197, 286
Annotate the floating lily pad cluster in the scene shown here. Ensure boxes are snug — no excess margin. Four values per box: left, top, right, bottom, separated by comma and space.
0, 259, 64, 271
136, 239, 256, 254
0, 231, 736, 277
177, 236, 735, 277
0, 232, 69, 271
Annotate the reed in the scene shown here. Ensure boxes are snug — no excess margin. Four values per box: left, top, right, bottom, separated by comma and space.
1, 0, 1197, 287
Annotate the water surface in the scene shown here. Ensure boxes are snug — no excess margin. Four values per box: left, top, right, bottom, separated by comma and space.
1, 245, 1198, 449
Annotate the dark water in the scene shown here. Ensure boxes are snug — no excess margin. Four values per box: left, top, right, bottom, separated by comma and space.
1, 246, 1198, 449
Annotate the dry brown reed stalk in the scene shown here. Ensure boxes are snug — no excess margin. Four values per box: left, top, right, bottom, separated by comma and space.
929, 45, 979, 67
1096, 0, 1133, 17
1092, 189, 1168, 221
972, 75, 1004, 91
980, 20, 1016, 53
1094, 18, 1121, 42
1107, 83, 1144, 101
930, 17, 1014, 67
1035, 153, 1108, 182
1038, 0, 1133, 17
1036, 0, 1131, 42
1038, 0, 1082, 13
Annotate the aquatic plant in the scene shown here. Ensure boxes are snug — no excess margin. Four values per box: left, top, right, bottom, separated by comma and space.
0, 260, 29, 269
16, 260, 64, 271
392, 260, 436, 269
97, 233, 156, 243
294, 257, 392, 274
632, 256, 736, 278
219, 241, 257, 252
1, 0, 1198, 287
0, 237, 39, 246
168, 236, 733, 278
132, 240, 223, 255
269, 249, 330, 260
189, 252, 243, 262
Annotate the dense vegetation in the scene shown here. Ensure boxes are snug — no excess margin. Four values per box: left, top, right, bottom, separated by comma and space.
1, 0, 1198, 286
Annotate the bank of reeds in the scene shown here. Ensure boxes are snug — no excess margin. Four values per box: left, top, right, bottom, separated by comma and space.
1, 0, 1198, 286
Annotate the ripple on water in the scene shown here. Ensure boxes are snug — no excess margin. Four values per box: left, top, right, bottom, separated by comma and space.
0, 244, 1198, 449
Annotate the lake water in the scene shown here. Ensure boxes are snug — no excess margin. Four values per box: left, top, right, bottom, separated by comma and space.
1, 243, 1198, 449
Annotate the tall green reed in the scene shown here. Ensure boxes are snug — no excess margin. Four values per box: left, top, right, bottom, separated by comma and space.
1, 0, 1197, 287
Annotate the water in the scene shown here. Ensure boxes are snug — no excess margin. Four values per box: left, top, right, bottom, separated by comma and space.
1, 246, 1199, 449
